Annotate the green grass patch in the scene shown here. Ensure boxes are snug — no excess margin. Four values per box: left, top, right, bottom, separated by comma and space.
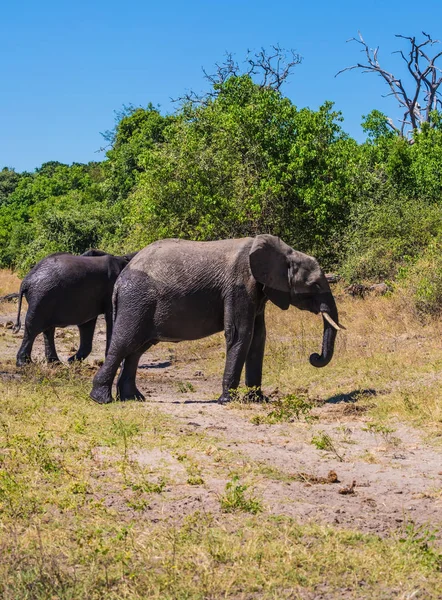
219, 475, 263, 514
251, 393, 318, 425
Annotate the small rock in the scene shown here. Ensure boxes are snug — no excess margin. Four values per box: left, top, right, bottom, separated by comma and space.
325, 273, 340, 284
339, 480, 356, 495
369, 282, 390, 295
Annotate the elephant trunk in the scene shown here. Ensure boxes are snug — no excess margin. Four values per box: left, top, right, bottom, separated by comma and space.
309, 293, 339, 368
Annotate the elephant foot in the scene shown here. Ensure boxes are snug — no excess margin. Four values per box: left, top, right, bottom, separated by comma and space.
16, 355, 32, 368
218, 388, 269, 404
244, 388, 269, 403
90, 386, 114, 405
217, 393, 232, 405
47, 357, 62, 365
68, 354, 86, 363
117, 386, 145, 402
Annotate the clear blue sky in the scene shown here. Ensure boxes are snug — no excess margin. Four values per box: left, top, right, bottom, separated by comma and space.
1, 0, 441, 172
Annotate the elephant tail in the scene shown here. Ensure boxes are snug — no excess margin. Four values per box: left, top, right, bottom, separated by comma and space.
12, 283, 26, 334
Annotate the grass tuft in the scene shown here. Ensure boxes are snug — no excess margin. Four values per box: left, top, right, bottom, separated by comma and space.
219, 475, 263, 514
251, 393, 318, 424
311, 431, 345, 462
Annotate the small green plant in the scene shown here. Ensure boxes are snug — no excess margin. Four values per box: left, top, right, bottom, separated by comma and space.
70, 481, 90, 495
398, 521, 442, 570
127, 477, 165, 511
127, 496, 151, 511
219, 475, 263, 514
363, 422, 395, 435
130, 478, 166, 494
251, 394, 317, 425
187, 475, 204, 485
183, 457, 205, 486
363, 422, 400, 446
336, 425, 355, 445
311, 431, 345, 462
402, 395, 419, 413
110, 417, 140, 443
20, 431, 62, 474
72, 415, 88, 434
177, 381, 195, 393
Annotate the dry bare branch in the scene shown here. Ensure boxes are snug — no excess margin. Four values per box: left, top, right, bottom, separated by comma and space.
336, 31, 442, 137
172, 45, 302, 106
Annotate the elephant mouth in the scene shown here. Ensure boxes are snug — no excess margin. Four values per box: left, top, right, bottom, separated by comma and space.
320, 311, 346, 331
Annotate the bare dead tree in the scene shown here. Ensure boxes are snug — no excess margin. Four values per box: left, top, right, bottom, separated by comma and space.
173, 45, 302, 106
336, 32, 442, 137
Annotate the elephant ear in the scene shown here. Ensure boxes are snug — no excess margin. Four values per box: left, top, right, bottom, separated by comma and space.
249, 235, 291, 310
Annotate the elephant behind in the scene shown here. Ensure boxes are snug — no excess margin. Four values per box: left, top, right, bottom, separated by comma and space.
90, 235, 342, 405
14, 250, 137, 366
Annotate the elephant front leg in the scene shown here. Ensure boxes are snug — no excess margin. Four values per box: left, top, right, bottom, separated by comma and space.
245, 312, 267, 402
43, 327, 61, 363
220, 318, 254, 404
69, 318, 97, 362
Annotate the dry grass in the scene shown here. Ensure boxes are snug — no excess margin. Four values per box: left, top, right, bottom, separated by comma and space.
0, 366, 440, 600
0, 269, 21, 296
0, 269, 22, 318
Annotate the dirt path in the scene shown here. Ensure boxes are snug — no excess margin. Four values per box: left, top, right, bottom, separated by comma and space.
1, 309, 442, 543
135, 363, 442, 539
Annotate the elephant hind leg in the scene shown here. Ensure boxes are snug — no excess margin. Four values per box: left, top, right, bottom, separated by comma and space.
90, 289, 156, 404
69, 318, 97, 363
90, 326, 154, 405
16, 313, 41, 367
117, 342, 153, 401
43, 327, 61, 363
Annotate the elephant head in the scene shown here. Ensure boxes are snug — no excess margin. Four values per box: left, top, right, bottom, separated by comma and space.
249, 234, 341, 368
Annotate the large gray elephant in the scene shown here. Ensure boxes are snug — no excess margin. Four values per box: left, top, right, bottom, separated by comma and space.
90, 235, 341, 405
14, 250, 137, 366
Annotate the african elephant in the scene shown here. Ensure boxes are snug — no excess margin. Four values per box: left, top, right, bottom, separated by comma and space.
14, 250, 137, 366
90, 235, 341, 405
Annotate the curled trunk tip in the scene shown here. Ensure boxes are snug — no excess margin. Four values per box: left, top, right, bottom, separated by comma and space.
309, 352, 332, 368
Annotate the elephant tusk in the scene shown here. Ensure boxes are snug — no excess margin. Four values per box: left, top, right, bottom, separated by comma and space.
321, 312, 344, 331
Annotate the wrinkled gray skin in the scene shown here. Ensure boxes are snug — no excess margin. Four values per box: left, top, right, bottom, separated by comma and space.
14, 250, 137, 367
90, 235, 339, 405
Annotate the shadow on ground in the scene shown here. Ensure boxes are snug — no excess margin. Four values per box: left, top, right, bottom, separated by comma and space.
324, 388, 378, 404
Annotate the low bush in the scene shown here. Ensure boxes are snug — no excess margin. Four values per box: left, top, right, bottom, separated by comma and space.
401, 236, 442, 316
342, 195, 442, 283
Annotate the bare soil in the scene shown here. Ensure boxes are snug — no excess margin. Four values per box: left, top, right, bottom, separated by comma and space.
1, 307, 441, 544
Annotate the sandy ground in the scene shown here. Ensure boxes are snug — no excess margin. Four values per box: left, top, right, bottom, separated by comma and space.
1, 306, 441, 544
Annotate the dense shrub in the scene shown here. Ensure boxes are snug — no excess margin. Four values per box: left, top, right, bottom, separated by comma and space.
342, 196, 442, 282
401, 237, 442, 316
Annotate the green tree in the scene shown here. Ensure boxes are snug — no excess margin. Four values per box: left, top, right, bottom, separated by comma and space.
119, 76, 356, 266
0, 168, 24, 204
